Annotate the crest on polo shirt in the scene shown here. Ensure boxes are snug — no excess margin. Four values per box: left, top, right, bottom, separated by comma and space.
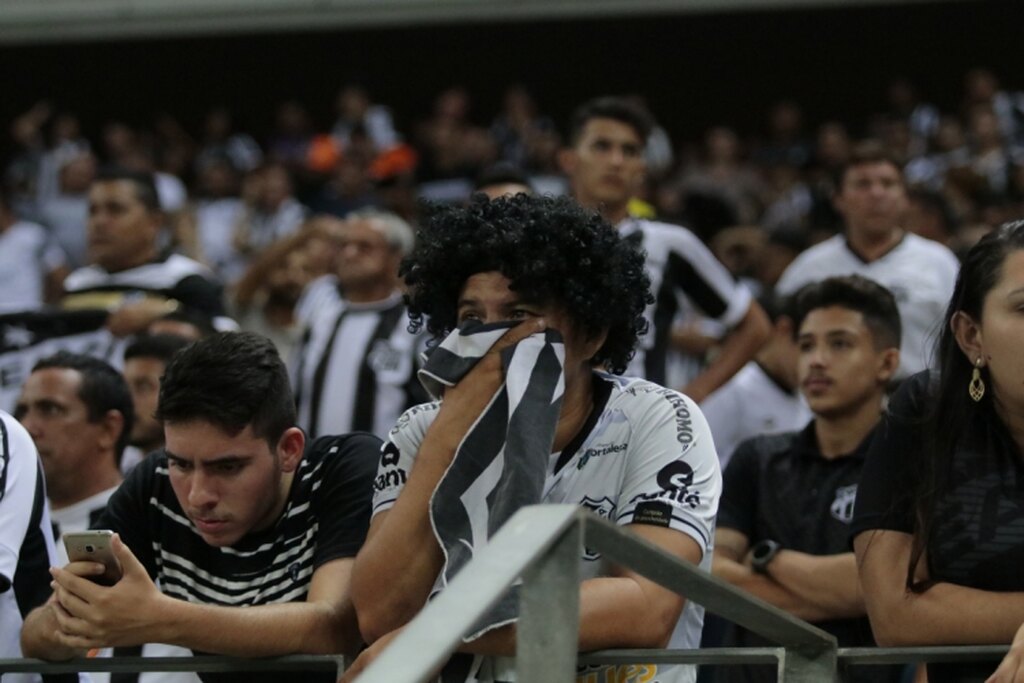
830, 484, 858, 523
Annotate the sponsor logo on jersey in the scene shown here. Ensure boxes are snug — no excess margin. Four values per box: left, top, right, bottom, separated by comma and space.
830, 484, 858, 523
375, 442, 407, 492
577, 442, 627, 470
628, 460, 702, 509
658, 390, 695, 448
579, 496, 616, 560
367, 339, 403, 373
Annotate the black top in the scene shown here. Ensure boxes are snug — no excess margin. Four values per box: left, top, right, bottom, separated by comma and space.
852, 370, 1024, 683
99, 432, 381, 683
715, 421, 898, 683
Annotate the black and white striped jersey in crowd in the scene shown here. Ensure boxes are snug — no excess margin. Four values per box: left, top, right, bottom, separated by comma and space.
618, 218, 753, 386
0, 410, 70, 683
292, 285, 428, 440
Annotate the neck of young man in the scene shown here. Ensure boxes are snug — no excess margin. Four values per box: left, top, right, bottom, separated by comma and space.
50, 464, 123, 510
846, 224, 903, 263
813, 394, 884, 460
576, 189, 630, 227
552, 364, 596, 453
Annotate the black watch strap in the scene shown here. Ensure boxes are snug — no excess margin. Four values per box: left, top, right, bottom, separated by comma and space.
750, 539, 782, 574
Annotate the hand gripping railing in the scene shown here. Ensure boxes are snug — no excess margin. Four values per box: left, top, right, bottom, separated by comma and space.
355, 504, 837, 683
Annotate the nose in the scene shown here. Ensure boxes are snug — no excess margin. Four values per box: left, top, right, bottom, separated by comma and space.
187, 470, 218, 510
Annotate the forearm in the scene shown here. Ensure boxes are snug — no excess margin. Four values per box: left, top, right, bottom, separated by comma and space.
683, 306, 768, 401
352, 431, 460, 640
711, 554, 831, 623
868, 582, 1024, 646
155, 596, 358, 656
21, 604, 85, 661
767, 550, 864, 619
461, 574, 684, 658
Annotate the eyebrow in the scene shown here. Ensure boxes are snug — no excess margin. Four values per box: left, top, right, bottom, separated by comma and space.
164, 450, 252, 466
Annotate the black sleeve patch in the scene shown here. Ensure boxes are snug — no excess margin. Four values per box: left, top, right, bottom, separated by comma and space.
632, 501, 674, 528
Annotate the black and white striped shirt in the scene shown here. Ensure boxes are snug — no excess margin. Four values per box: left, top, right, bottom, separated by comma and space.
293, 284, 427, 440
618, 218, 752, 385
0, 410, 66, 683
97, 432, 380, 682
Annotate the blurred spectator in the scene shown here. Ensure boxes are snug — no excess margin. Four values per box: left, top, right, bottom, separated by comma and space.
886, 77, 940, 157
191, 158, 246, 279
561, 96, 769, 401
904, 188, 959, 246
194, 106, 263, 175
231, 218, 341, 359
292, 210, 426, 440
332, 84, 401, 153
267, 100, 314, 174
415, 86, 496, 202
0, 187, 68, 313
777, 142, 960, 376
967, 104, 1012, 199
230, 163, 307, 282
309, 154, 378, 218
14, 352, 130, 563
121, 334, 190, 469
36, 149, 96, 268
700, 291, 811, 470
490, 84, 556, 170
678, 126, 763, 225
474, 162, 534, 199
761, 160, 813, 232
753, 100, 812, 168
755, 227, 810, 291
62, 168, 229, 336
963, 68, 1024, 147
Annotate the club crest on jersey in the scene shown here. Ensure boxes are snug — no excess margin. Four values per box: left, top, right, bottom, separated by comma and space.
830, 484, 858, 523
579, 496, 616, 560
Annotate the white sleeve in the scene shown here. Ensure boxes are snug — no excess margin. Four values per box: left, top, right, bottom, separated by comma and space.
664, 227, 753, 329
0, 413, 41, 582
698, 383, 741, 470
615, 389, 722, 560
371, 402, 440, 517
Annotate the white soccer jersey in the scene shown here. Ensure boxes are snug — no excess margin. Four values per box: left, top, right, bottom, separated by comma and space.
618, 218, 752, 386
0, 410, 61, 683
699, 362, 812, 470
373, 373, 722, 683
775, 233, 960, 376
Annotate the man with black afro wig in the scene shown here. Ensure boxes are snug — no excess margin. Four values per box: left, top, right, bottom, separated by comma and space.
349, 194, 723, 683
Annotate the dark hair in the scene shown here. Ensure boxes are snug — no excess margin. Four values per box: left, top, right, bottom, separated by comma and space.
124, 334, 191, 364
401, 194, 652, 374
474, 163, 533, 193
908, 219, 1024, 590
156, 331, 295, 448
31, 351, 134, 460
94, 167, 161, 212
791, 275, 902, 350
568, 97, 653, 147
907, 188, 960, 237
758, 290, 797, 325
834, 140, 904, 190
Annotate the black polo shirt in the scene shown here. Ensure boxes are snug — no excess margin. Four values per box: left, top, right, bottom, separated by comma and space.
713, 421, 899, 683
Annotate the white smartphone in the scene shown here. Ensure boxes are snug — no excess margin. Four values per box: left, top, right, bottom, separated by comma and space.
62, 530, 122, 586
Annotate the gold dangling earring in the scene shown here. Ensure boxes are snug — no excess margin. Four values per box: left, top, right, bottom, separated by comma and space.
969, 358, 986, 402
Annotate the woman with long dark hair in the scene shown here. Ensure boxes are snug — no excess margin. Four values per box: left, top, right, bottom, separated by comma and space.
852, 219, 1024, 683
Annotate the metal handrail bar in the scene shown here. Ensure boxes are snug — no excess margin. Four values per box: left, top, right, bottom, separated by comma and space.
584, 513, 835, 651
354, 505, 838, 682
0, 655, 343, 674
1, 645, 1011, 675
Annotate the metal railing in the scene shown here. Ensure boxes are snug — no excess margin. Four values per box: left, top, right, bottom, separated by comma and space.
1, 504, 1009, 681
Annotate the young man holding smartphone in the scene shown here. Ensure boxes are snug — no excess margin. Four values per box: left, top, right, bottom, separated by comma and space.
21, 332, 381, 682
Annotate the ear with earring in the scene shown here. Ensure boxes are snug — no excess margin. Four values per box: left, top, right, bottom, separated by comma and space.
969, 357, 986, 402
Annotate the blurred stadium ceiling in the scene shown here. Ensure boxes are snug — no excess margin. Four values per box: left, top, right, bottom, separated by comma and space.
0, 0, 976, 44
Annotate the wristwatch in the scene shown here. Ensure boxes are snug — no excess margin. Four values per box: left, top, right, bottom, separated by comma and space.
750, 539, 782, 575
